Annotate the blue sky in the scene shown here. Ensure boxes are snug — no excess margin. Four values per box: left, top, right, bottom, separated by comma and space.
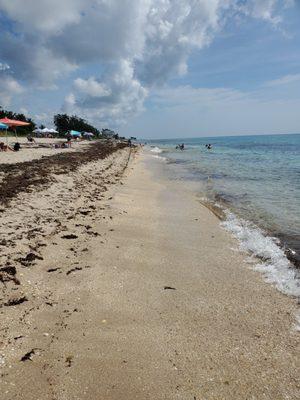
0, 0, 299, 138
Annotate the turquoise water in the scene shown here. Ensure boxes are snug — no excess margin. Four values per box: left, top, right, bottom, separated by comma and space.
147, 134, 300, 275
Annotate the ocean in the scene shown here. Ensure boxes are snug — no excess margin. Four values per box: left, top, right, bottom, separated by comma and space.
147, 133, 300, 298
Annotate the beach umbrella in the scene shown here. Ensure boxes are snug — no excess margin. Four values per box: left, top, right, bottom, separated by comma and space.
83, 132, 94, 137
0, 117, 30, 144
70, 130, 81, 137
0, 117, 30, 127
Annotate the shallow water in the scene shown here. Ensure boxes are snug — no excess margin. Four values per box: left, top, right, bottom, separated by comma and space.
147, 133, 300, 297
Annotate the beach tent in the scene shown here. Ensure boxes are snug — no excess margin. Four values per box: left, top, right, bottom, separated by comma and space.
69, 130, 81, 137
33, 128, 58, 136
0, 117, 30, 143
41, 128, 58, 135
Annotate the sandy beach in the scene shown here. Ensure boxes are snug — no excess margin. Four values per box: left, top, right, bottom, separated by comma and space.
0, 145, 299, 399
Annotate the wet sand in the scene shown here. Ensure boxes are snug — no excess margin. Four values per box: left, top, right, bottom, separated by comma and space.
0, 148, 299, 399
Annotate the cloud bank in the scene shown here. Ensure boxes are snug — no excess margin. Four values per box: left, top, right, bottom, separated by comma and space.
0, 0, 294, 126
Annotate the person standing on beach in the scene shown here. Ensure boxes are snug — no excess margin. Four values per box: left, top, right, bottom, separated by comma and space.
66, 132, 72, 148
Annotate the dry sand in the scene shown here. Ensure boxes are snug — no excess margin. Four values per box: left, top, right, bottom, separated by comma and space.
0, 147, 299, 399
0, 137, 95, 165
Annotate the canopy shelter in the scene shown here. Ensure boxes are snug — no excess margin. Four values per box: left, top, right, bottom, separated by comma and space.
0, 117, 30, 144
69, 130, 81, 137
33, 128, 58, 135
46, 128, 58, 134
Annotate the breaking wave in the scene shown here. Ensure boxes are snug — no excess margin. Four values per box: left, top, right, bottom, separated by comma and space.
150, 146, 163, 154
222, 211, 300, 298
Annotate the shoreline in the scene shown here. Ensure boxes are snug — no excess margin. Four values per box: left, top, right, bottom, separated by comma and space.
149, 139, 300, 272
152, 149, 300, 290
0, 147, 299, 399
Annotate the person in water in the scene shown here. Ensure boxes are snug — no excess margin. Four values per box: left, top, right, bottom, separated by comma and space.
175, 143, 185, 150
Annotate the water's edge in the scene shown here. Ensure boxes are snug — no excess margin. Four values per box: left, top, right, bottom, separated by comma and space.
148, 148, 300, 300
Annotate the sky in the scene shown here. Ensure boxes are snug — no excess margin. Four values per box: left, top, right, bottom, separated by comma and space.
0, 0, 299, 139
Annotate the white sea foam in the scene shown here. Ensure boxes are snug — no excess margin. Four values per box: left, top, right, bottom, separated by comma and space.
151, 154, 166, 161
221, 211, 300, 298
150, 146, 163, 154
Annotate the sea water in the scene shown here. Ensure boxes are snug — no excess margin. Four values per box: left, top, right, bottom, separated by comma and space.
147, 134, 300, 297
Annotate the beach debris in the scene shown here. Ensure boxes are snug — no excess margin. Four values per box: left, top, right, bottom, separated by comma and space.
86, 231, 99, 237
79, 210, 90, 216
14, 335, 24, 341
47, 267, 61, 273
61, 234, 78, 239
18, 252, 43, 266
65, 355, 73, 367
3, 296, 28, 307
163, 286, 176, 290
20, 348, 40, 362
0, 266, 20, 285
66, 266, 83, 275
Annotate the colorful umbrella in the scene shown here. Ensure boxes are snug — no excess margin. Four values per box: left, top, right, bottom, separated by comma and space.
0, 117, 30, 144
70, 130, 81, 137
0, 117, 30, 127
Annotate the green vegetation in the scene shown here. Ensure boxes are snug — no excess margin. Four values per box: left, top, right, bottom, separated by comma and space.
0, 107, 124, 139
54, 114, 100, 136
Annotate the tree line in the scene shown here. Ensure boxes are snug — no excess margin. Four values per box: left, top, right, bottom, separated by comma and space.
53, 114, 100, 136
0, 106, 115, 138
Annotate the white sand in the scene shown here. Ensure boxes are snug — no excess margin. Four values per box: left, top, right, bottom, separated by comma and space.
0, 137, 93, 164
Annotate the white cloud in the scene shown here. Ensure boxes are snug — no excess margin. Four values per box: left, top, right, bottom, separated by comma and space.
237, 0, 293, 25
74, 78, 111, 98
0, 0, 295, 125
264, 73, 300, 87
64, 59, 148, 126
0, 62, 9, 71
0, 76, 23, 107
0, 0, 85, 34
124, 83, 300, 138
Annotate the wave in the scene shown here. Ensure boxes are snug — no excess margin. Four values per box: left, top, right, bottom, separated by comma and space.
150, 146, 163, 154
221, 211, 300, 298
